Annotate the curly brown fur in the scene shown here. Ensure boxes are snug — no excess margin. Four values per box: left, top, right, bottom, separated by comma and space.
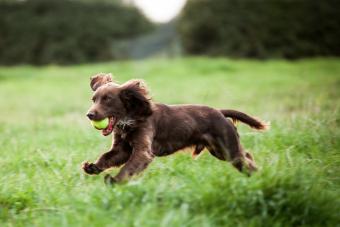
83, 73, 268, 184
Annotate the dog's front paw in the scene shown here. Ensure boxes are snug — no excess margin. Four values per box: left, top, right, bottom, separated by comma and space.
82, 161, 103, 175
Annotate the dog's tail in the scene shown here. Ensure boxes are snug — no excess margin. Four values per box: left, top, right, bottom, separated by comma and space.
220, 109, 269, 131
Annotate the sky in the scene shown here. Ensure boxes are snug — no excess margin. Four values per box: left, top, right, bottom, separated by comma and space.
131, 0, 187, 23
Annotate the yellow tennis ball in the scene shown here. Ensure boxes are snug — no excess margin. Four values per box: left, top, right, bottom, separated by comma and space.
91, 118, 109, 130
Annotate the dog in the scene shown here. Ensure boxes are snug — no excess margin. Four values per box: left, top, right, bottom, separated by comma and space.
82, 73, 268, 184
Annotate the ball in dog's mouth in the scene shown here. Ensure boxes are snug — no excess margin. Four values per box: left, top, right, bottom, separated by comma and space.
90, 117, 116, 136
101, 117, 116, 136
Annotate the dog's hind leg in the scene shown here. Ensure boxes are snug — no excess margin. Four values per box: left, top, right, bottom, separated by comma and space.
244, 151, 258, 171
205, 120, 257, 175
207, 139, 257, 174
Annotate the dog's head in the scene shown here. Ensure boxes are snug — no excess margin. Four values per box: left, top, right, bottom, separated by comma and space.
86, 73, 152, 136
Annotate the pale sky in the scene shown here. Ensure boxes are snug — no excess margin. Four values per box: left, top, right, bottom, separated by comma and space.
132, 0, 187, 23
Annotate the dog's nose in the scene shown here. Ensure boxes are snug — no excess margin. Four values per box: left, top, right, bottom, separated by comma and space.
86, 112, 96, 120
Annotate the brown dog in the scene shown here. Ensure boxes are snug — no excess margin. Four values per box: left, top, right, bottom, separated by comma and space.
82, 73, 268, 184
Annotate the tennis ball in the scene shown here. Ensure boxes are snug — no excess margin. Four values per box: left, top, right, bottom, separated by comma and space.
91, 118, 109, 130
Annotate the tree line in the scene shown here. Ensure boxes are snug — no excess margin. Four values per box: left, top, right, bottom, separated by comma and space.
0, 0, 152, 65
178, 0, 340, 59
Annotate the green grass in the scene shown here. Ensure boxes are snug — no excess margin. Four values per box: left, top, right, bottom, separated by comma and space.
0, 57, 339, 226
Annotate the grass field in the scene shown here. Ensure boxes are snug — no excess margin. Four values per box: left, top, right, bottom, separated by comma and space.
0, 58, 339, 226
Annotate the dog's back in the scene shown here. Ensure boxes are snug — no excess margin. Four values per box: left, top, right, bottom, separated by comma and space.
150, 104, 232, 156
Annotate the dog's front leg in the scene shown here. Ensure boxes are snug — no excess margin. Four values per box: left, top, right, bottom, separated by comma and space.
82, 149, 131, 175
104, 150, 154, 184
82, 139, 132, 175
104, 134, 154, 184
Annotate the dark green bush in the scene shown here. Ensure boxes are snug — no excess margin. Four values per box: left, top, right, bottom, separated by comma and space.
178, 0, 340, 59
0, 0, 152, 65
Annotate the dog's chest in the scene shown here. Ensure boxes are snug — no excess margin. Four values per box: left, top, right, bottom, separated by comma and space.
114, 119, 136, 139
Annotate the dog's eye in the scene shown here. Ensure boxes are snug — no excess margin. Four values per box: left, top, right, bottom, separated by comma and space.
102, 95, 111, 102
92, 97, 96, 103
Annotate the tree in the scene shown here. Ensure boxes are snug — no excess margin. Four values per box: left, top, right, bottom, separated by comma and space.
0, 0, 153, 64
177, 0, 340, 58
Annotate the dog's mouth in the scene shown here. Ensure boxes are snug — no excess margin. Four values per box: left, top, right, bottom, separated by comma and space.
102, 117, 117, 136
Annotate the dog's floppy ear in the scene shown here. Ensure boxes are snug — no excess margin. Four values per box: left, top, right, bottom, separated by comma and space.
90, 73, 113, 91
119, 79, 153, 117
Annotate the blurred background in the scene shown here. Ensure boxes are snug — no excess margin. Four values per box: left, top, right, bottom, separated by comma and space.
0, 0, 339, 65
